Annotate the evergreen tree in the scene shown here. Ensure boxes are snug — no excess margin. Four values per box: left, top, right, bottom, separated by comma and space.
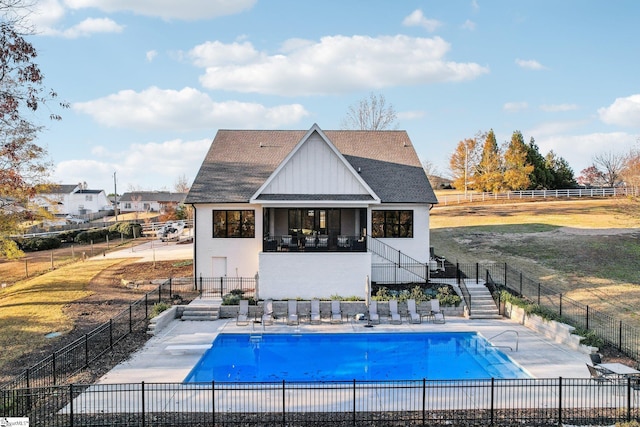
526, 137, 552, 189
503, 131, 533, 190
546, 151, 577, 189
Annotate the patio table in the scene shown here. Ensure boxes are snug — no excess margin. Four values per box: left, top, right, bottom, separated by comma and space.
598, 363, 640, 379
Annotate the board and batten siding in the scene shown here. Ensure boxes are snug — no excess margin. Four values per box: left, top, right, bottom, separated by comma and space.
261, 133, 369, 196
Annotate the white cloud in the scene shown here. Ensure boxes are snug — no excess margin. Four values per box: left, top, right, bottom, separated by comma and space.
503, 102, 528, 112
402, 10, 443, 32
540, 104, 579, 112
515, 58, 547, 70
63, 0, 256, 20
398, 110, 426, 120
471, 0, 480, 11
54, 138, 212, 191
72, 86, 309, 130
527, 120, 587, 137
146, 50, 158, 62
57, 17, 124, 38
461, 19, 476, 30
188, 40, 262, 67
537, 132, 635, 172
192, 35, 489, 96
598, 94, 640, 127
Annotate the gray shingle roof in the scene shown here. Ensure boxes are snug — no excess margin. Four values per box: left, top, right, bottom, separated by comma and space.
186, 127, 438, 205
120, 192, 187, 203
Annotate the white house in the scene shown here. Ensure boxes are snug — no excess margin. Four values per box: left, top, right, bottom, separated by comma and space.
118, 191, 186, 213
185, 124, 438, 300
34, 183, 111, 217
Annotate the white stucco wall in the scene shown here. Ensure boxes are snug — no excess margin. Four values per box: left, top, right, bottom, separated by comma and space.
259, 252, 371, 300
194, 203, 263, 278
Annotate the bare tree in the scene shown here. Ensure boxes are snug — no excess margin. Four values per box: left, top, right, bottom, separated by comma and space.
174, 174, 190, 193
340, 92, 398, 130
622, 146, 640, 194
593, 151, 625, 187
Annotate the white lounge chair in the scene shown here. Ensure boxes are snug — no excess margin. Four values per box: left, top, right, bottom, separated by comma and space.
407, 299, 421, 324
310, 299, 321, 324
430, 299, 445, 324
388, 299, 402, 324
262, 299, 274, 325
236, 299, 250, 325
368, 300, 380, 324
287, 299, 299, 325
330, 300, 343, 323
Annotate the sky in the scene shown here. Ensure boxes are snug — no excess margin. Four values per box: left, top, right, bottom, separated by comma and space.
20, 0, 640, 193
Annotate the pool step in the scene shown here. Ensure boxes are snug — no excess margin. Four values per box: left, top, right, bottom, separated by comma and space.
466, 286, 502, 319
181, 305, 220, 321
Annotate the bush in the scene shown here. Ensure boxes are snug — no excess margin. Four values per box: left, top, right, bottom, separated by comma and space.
57, 230, 82, 243
222, 290, 256, 306
19, 236, 62, 251
75, 228, 110, 243
436, 286, 462, 307
108, 222, 142, 238
150, 301, 171, 318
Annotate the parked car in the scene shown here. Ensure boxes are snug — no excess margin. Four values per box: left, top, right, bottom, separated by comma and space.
66, 215, 88, 224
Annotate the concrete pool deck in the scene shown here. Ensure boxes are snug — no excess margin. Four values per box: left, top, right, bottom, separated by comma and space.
97, 299, 594, 384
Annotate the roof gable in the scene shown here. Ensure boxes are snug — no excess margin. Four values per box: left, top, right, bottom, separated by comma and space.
251, 124, 379, 203
185, 125, 437, 205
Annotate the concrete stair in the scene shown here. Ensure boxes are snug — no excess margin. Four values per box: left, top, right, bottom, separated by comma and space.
180, 304, 220, 321
465, 285, 502, 319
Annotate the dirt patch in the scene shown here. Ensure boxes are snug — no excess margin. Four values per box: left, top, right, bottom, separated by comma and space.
0, 259, 194, 384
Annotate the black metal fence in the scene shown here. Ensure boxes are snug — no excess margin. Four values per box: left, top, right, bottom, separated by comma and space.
197, 276, 257, 298
455, 262, 640, 362
0, 278, 198, 393
2, 378, 640, 426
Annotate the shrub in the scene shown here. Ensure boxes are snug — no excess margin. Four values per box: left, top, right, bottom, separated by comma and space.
150, 301, 171, 318
19, 236, 62, 251
222, 290, 256, 306
108, 222, 142, 238
436, 286, 462, 307
75, 228, 110, 243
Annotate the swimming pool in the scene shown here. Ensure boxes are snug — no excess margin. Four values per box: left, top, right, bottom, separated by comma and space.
184, 332, 530, 382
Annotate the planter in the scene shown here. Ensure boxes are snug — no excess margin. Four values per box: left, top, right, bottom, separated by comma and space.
505, 302, 598, 355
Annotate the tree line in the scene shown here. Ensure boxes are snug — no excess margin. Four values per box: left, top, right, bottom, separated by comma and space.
448, 130, 576, 193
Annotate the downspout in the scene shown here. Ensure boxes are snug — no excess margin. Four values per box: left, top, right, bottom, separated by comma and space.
190, 204, 197, 282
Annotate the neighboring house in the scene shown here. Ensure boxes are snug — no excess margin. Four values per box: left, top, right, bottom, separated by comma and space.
34, 183, 111, 216
186, 124, 438, 300
118, 191, 186, 213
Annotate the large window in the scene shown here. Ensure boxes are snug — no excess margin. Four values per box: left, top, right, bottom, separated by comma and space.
213, 210, 255, 238
372, 210, 413, 238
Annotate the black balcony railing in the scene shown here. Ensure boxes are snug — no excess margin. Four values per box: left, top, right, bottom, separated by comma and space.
263, 234, 366, 252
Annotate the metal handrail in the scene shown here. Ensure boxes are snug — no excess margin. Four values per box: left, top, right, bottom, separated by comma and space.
487, 329, 519, 352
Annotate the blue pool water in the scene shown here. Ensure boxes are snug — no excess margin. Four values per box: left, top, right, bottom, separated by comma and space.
184, 332, 530, 383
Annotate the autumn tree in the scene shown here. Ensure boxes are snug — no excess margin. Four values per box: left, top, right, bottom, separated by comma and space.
474, 129, 503, 192
526, 137, 553, 189
0, 2, 66, 258
449, 137, 480, 194
503, 131, 533, 190
577, 165, 605, 187
340, 92, 398, 130
593, 151, 625, 187
622, 147, 640, 193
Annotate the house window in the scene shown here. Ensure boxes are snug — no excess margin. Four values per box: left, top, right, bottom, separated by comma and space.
213, 210, 255, 238
371, 210, 413, 238
124, 202, 131, 209
143, 203, 150, 211
85, 195, 93, 201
